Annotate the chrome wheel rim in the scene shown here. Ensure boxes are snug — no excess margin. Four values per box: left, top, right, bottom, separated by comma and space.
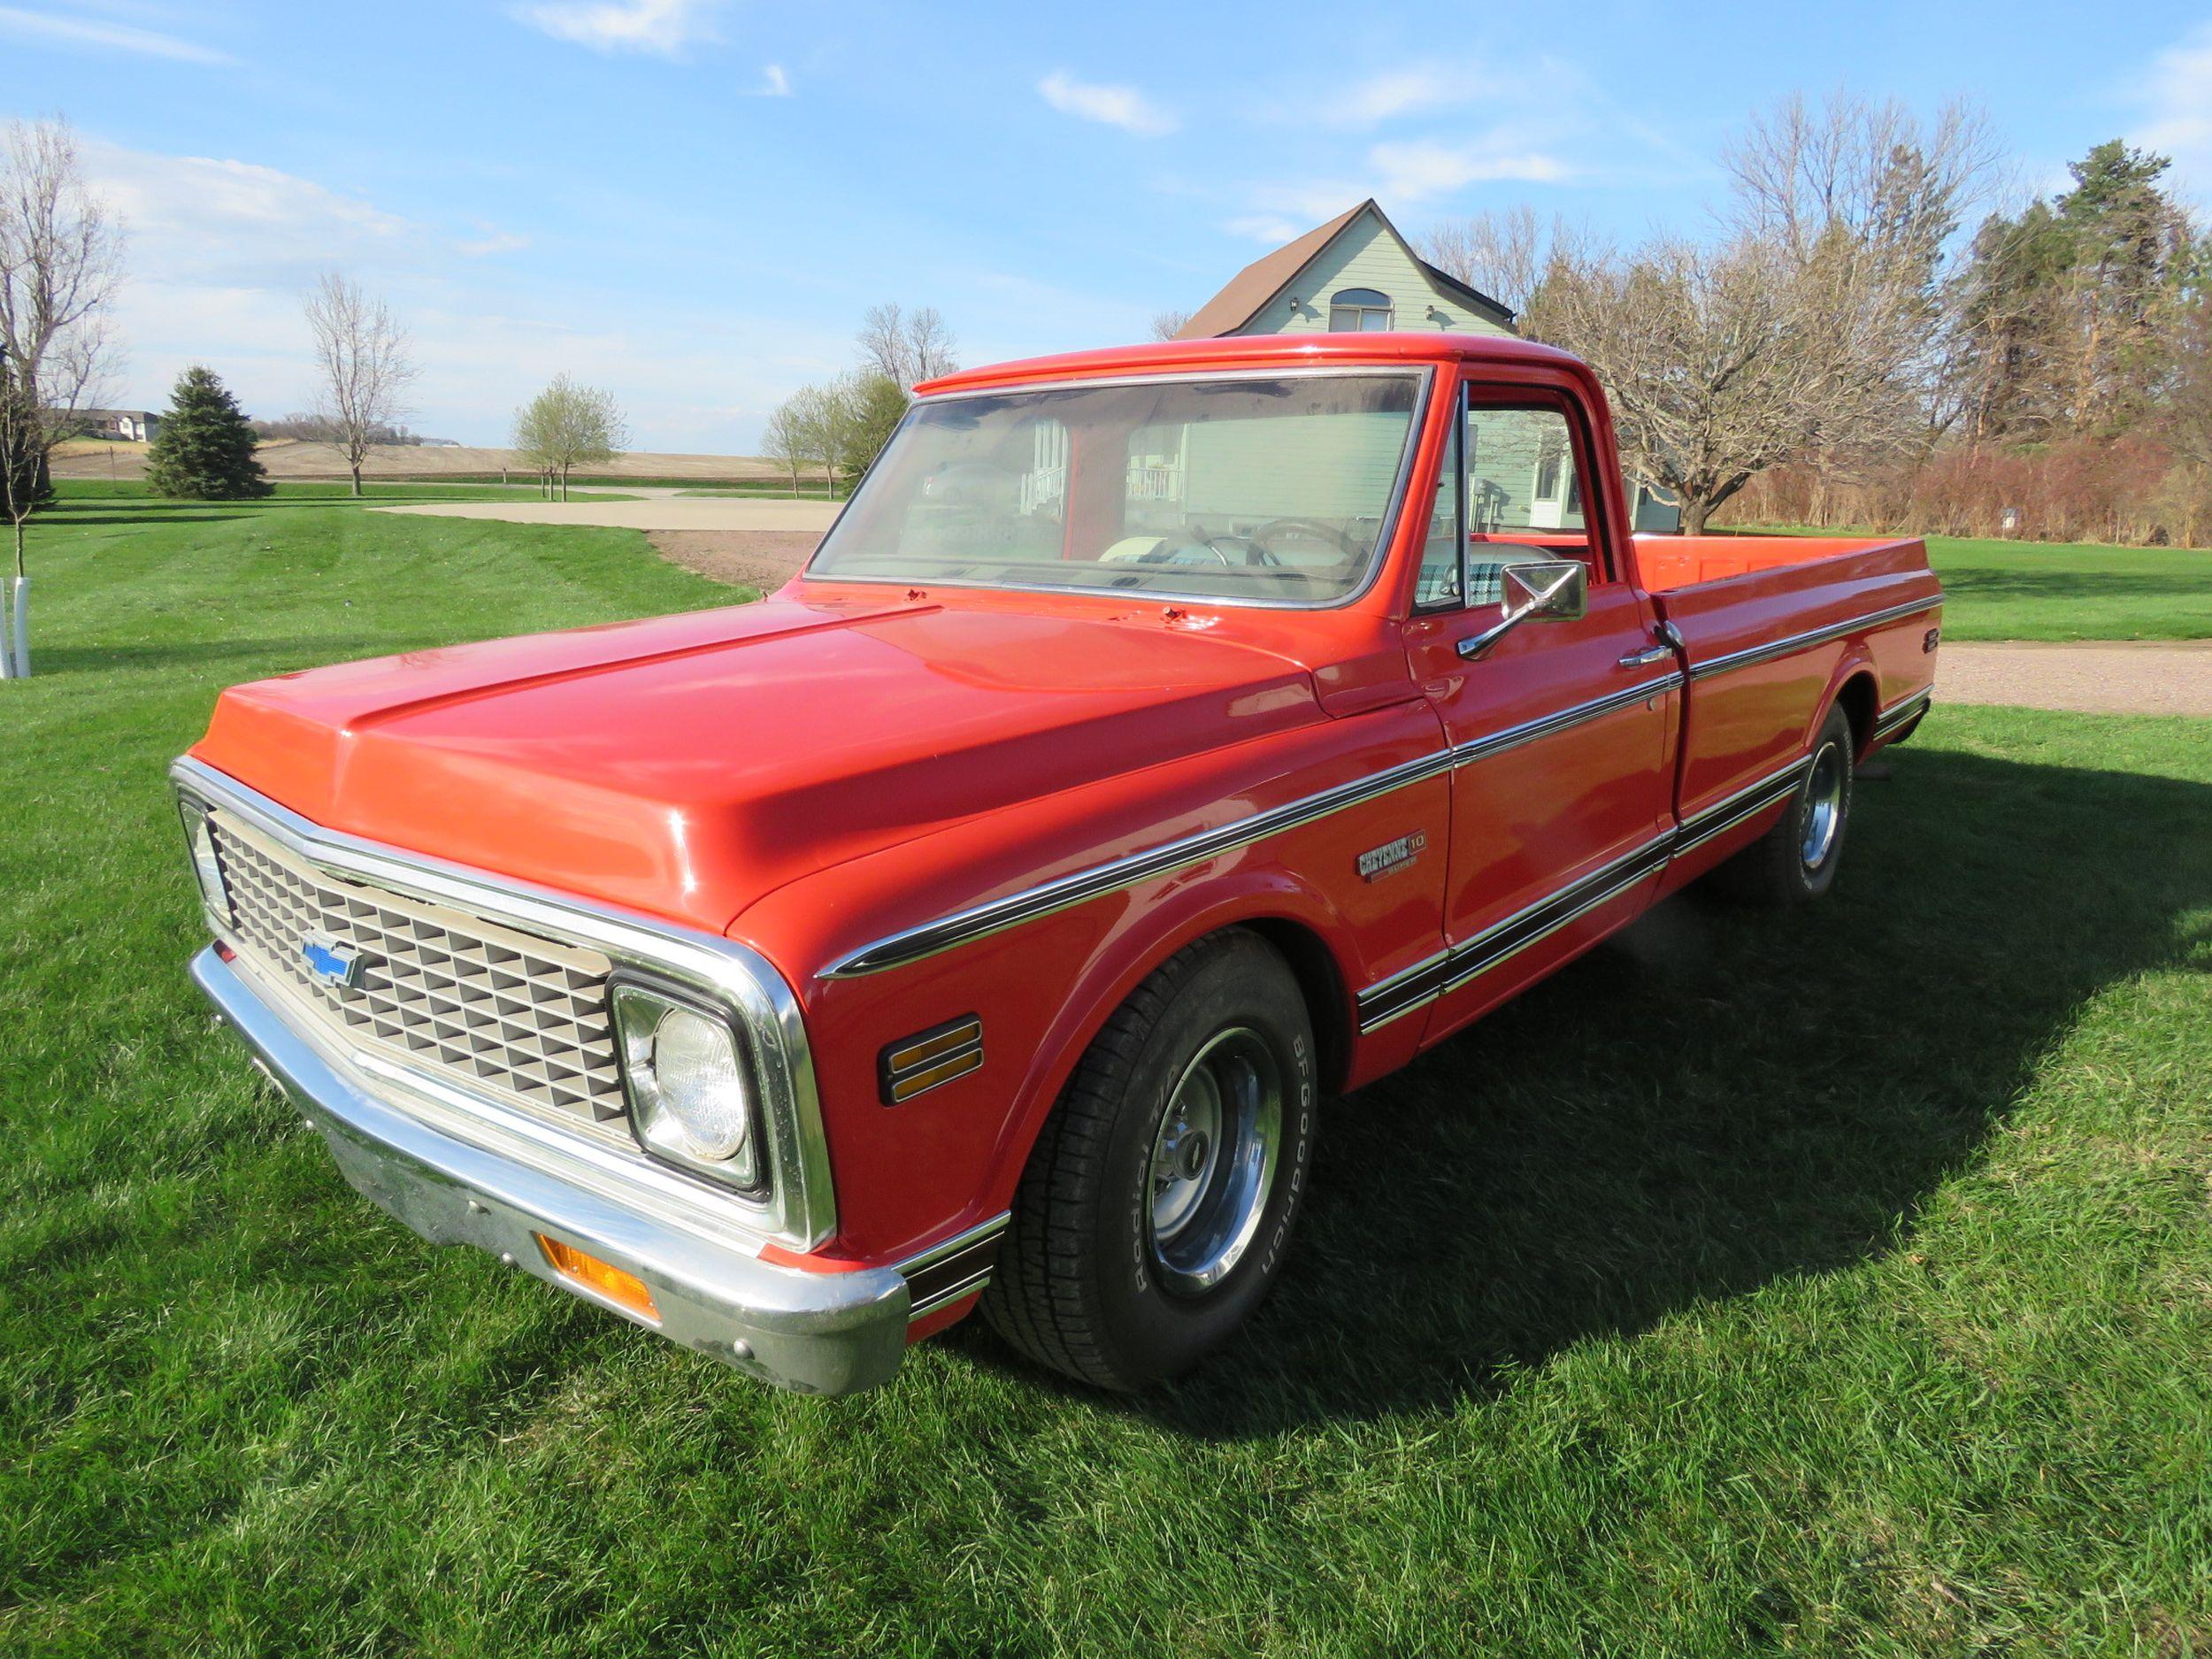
1147, 1026, 1283, 1297
1801, 742, 1845, 870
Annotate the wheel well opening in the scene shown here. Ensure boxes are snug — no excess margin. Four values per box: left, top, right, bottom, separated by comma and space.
1834, 672, 1879, 757
1239, 918, 1352, 1095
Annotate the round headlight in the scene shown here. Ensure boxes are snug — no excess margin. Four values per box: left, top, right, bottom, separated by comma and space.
649, 1005, 749, 1162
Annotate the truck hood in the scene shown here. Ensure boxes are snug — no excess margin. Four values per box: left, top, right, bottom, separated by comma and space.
190, 594, 1322, 933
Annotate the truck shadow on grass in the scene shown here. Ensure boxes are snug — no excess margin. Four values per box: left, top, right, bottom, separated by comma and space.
1938, 568, 2210, 602
35, 637, 379, 676
957, 743, 2212, 1432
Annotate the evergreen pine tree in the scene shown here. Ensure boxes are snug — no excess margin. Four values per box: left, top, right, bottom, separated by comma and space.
145, 366, 271, 500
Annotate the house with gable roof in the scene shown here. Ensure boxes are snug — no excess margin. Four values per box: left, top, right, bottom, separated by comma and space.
1175, 201, 1680, 532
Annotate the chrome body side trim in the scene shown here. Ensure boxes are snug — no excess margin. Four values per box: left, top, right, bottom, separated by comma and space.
1433, 831, 1677, 997
895, 1212, 1012, 1317
193, 944, 907, 1394
826, 676, 1681, 981
1353, 753, 1816, 1033
172, 755, 838, 1252
1685, 598, 1940, 681
1672, 756, 1816, 854
1354, 949, 1454, 1033
1450, 673, 1680, 766
1872, 687, 1932, 739
822, 747, 1458, 979
1356, 829, 1676, 1033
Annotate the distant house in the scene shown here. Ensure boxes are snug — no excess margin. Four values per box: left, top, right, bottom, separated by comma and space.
1176, 199, 1517, 341
79, 409, 162, 442
1177, 200, 1681, 533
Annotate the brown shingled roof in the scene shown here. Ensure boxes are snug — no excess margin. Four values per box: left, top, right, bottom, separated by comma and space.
1174, 198, 1515, 339
1173, 202, 1370, 341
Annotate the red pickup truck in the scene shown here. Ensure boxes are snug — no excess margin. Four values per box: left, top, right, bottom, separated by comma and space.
175, 334, 1939, 1394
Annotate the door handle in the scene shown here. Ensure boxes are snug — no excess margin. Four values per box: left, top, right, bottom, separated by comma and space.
1617, 621, 1684, 669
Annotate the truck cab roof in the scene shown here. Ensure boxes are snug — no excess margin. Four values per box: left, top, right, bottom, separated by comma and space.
916, 331, 1593, 397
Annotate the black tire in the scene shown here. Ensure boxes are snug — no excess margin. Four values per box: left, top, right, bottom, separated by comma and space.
981, 928, 1317, 1390
1712, 703, 1856, 905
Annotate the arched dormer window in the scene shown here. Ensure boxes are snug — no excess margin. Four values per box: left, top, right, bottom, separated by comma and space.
1327, 287, 1394, 332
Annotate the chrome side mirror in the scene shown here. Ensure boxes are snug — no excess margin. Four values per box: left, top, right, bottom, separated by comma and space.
1456, 559, 1588, 660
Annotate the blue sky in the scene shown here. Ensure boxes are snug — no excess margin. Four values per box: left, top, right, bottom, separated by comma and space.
8, 0, 2211, 452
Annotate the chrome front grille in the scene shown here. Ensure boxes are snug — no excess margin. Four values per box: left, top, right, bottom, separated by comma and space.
208, 813, 624, 1124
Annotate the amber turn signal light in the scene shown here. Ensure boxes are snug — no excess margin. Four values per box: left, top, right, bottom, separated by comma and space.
534, 1233, 659, 1322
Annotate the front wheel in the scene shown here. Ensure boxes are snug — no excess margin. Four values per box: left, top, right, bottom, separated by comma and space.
1712, 703, 1856, 904
981, 929, 1317, 1390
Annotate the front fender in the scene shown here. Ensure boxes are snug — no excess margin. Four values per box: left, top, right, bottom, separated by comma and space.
975, 864, 1362, 1222
733, 710, 1451, 1263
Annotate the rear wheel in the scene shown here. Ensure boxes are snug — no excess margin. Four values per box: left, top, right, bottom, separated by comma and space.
1713, 703, 1855, 904
982, 929, 1317, 1390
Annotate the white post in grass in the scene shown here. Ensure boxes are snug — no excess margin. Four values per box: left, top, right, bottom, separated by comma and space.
0, 583, 16, 679
7, 576, 26, 678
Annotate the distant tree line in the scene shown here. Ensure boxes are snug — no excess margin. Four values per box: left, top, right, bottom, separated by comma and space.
1417, 96, 2210, 545
758, 303, 957, 496
250, 412, 430, 447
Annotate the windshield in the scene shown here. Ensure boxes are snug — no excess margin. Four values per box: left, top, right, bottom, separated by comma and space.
805, 370, 1425, 605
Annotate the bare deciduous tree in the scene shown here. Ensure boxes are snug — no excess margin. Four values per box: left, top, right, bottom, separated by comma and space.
856, 302, 957, 388
303, 272, 418, 496
0, 117, 125, 678
1526, 93, 2000, 534
1149, 308, 1194, 341
762, 387, 832, 496
1419, 206, 1551, 319
1538, 234, 1855, 534
1724, 89, 2000, 483
512, 373, 629, 500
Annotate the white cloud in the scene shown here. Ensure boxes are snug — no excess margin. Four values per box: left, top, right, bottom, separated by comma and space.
77, 133, 856, 449
1326, 65, 1462, 127
1225, 215, 1302, 243
1369, 138, 1568, 200
0, 5, 230, 65
511, 0, 725, 58
752, 63, 790, 96
85, 142, 416, 280
1038, 71, 1178, 138
1228, 131, 1571, 240
2131, 22, 2212, 196
457, 228, 531, 257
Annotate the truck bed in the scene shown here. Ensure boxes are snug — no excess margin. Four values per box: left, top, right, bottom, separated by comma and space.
1633, 533, 1926, 593
1632, 533, 1944, 859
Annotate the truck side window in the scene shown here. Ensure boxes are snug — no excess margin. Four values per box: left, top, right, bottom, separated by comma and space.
1463, 403, 1597, 606
1413, 408, 1463, 609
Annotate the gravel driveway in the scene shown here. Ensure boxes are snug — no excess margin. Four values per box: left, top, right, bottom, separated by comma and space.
1938, 641, 2212, 718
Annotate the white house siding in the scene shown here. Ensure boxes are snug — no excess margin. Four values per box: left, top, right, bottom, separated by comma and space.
1238, 211, 1514, 337
1178, 411, 1412, 523
1466, 409, 1583, 534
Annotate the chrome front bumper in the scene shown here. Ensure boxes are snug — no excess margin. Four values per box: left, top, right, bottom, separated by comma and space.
193, 944, 913, 1395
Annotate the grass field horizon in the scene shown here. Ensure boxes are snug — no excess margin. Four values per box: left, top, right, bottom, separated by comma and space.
2, 493, 2208, 1654
1735, 524, 2212, 641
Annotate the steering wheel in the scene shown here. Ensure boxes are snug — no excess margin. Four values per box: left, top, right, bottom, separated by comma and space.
1251, 518, 1358, 561
1201, 533, 1280, 567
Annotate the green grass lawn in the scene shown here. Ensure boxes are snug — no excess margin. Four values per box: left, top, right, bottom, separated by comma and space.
1748, 526, 2212, 642
4, 496, 2210, 1655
